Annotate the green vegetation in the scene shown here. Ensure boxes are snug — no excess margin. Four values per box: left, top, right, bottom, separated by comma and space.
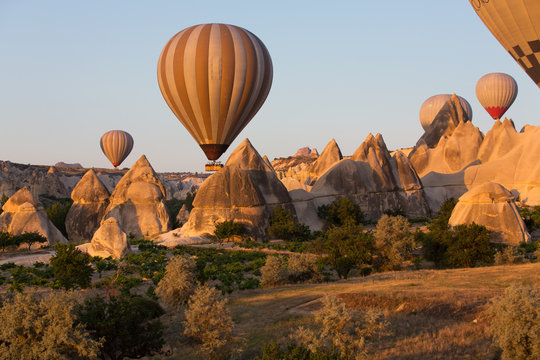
156, 255, 196, 309
0, 291, 102, 359
373, 215, 415, 272
519, 205, 540, 231
0, 231, 14, 252
0, 231, 47, 252
0, 193, 8, 214
164, 191, 196, 228
50, 243, 93, 289
268, 206, 311, 241
486, 284, 540, 360
256, 341, 343, 360
214, 220, 245, 243
315, 222, 373, 279
317, 197, 364, 228
77, 293, 164, 360
45, 200, 72, 238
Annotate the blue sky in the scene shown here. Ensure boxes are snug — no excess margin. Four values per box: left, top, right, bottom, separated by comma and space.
0, 1, 538, 172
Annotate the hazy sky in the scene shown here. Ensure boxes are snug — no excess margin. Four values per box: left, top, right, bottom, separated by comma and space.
1, 1, 538, 172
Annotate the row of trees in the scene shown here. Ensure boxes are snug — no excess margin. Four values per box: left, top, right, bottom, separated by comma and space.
0, 231, 47, 252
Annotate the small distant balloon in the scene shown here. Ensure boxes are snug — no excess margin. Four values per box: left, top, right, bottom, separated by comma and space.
476, 73, 518, 120
157, 23, 273, 164
100, 130, 134, 168
419, 94, 473, 131
470, 0, 540, 88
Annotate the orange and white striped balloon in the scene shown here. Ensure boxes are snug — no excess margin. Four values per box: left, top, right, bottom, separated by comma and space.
470, 0, 540, 88
100, 130, 134, 168
475, 73, 518, 120
157, 23, 273, 161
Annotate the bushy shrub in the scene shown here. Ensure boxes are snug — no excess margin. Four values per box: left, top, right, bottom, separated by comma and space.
183, 284, 243, 360
0, 290, 101, 359
50, 243, 93, 290
15, 231, 48, 251
486, 284, 540, 360
256, 341, 344, 360
494, 246, 520, 265
519, 205, 540, 230
261, 255, 288, 287
155, 255, 196, 309
0, 231, 14, 252
292, 295, 387, 360
445, 223, 495, 268
0, 193, 8, 215
77, 293, 164, 360
287, 253, 322, 284
268, 207, 311, 241
317, 197, 363, 228
316, 223, 373, 279
373, 215, 415, 271
214, 220, 245, 243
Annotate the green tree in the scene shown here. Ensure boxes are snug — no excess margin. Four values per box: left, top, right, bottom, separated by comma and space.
373, 215, 415, 271
184, 191, 196, 211
0, 290, 101, 360
77, 293, 164, 360
317, 197, 363, 229
316, 223, 373, 279
15, 231, 48, 251
214, 220, 245, 243
268, 206, 311, 241
0, 232, 13, 252
445, 223, 495, 268
155, 255, 196, 309
260, 255, 288, 287
0, 193, 8, 215
486, 284, 540, 360
256, 341, 344, 360
46, 200, 72, 238
50, 244, 93, 289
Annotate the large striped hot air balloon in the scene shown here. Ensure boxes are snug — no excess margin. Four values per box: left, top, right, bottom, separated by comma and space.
100, 130, 134, 168
476, 73, 518, 120
419, 94, 473, 131
470, 0, 540, 88
157, 23, 273, 169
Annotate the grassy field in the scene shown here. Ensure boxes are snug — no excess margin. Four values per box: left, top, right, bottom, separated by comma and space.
165, 262, 540, 359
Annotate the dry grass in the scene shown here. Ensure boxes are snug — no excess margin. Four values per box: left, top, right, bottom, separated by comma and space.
216, 263, 540, 359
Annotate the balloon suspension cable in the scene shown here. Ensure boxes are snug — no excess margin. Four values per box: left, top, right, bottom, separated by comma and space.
205, 161, 224, 172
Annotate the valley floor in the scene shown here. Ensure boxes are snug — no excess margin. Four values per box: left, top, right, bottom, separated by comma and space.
165, 262, 540, 360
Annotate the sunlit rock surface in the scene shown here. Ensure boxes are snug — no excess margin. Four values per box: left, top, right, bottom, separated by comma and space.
80, 217, 131, 259
0, 187, 67, 245
449, 182, 530, 245
65, 169, 110, 243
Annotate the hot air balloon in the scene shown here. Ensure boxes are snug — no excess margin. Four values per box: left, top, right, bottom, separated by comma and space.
476, 73, 518, 120
419, 94, 473, 131
470, 0, 540, 88
100, 130, 134, 168
157, 23, 273, 171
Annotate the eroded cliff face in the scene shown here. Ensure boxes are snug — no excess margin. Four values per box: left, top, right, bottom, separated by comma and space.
182, 139, 295, 238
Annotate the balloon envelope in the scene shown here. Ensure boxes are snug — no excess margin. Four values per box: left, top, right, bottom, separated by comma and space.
419, 94, 473, 130
476, 73, 518, 120
100, 130, 134, 168
470, 0, 540, 88
157, 23, 273, 161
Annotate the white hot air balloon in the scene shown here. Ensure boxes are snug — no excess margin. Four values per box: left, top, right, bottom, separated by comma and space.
419, 94, 473, 131
100, 130, 134, 168
476, 73, 518, 120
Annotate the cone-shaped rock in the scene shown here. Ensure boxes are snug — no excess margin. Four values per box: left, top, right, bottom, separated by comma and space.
449, 182, 530, 245
183, 138, 294, 237
176, 204, 190, 227
85, 217, 131, 259
102, 155, 171, 238
308, 139, 343, 184
416, 94, 470, 149
0, 187, 67, 245
477, 118, 520, 163
65, 169, 110, 243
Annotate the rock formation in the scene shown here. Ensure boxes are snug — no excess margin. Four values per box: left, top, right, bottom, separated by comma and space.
0, 187, 67, 245
182, 138, 294, 237
102, 155, 171, 238
65, 169, 110, 243
448, 182, 530, 245
81, 217, 131, 259
176, 204, 190, 226
293, 146, 319, 158
307, 139, 343, 184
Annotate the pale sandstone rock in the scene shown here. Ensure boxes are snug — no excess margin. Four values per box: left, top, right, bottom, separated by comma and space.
65, 169, 110, 243
102, 155, 170, 238
84, 217, 131, 259
307, 139, 343, 184
0, 187, 67, 245
182, 139, 294, 238
176, 204, 190, 227
449, 182, 530, 245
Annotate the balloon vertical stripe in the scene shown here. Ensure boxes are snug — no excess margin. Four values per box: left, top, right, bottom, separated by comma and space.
157, 23, 273, 161
476, 73, 518, 120
100, 130, 134, 168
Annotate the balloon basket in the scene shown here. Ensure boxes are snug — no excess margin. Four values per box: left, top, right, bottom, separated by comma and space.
205, 162, 223, 172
